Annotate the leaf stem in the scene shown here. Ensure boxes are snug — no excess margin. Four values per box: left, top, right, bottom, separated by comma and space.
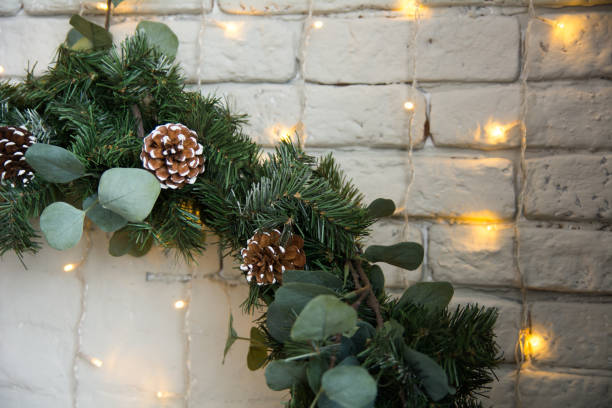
104, 0, 112, 31
309, 389, 323, 408
350, 261, 384, 329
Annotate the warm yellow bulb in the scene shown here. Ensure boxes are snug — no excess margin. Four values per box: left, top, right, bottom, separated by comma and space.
174, 300, 186, 309
225, 23, 238, 33
96, 1, 109, 10
90, 357, 103, 368
0, 65, 5, 75
156, 391, 164, 399
313, 21, 323, 29
486, 225, 493, 231
403, 101, 415, 111
63, 263, 76, 272
490, 126, 504, 138
556, 22, 565, 29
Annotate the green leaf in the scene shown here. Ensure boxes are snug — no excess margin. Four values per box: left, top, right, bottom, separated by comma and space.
283, 270, 343, 290
321, 366, 377, 408
267, 283, 337, 342
98, 168, 161, 222
108, 229, 132, 257
128, 233, 153, 257
69, 15, 112, 50
367, 198, 396, 218
83, 194, 127, 233
290, 295, 357, 342
403, 347, 455, 401
223, 313, 239, 364
396, 282, 454, 311
25, 143, 85, 183
307, 357, 328, 393
265, 360, 306, 391
351, 321, 376, 353
40, 202, 85, 250
368, 265, 385, 296
247, 327, 268, 371
66, 28, 93, 51
136, 21, 179, 58
111, 0, 124, 6
364, 242, 424, 271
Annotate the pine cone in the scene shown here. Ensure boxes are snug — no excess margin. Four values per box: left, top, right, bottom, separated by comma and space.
240, 229, 306, 286
140, 123, 205, 189
0, 126, 36, 188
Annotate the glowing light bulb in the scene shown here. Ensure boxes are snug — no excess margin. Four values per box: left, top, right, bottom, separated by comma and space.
63, 263, 76, 272
174, 300, 186, 309
313, 21, 323, 29
90, 357, 103, 368
96, 1, 109, 10
225, 23, 238, 33
156, 391, 164, 399
403, 101, 415, 111
486, 225, 493, 231
0, 65, 5, 75
490, 126, 504, 139
556, 22, 565, 29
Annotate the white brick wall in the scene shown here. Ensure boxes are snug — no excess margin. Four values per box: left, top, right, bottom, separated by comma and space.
1, 1, 611, 407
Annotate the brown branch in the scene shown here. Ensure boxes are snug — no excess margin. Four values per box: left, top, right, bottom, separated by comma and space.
351, 285, 370, 310
328, 334, 342, 369
131, 104, 145, 139
355, 261, 384, 329
104, 0, 112, 31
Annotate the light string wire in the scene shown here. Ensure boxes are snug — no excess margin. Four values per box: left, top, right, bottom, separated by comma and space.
514, 1, 536, 407
295, 0, 315, 150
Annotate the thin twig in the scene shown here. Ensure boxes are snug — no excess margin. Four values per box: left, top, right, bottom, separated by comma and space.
131, 104, 145, 139
355, 261, 384, 329
104, 0, 112, 31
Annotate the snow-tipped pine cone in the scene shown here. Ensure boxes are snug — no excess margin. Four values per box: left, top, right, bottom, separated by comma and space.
240, 229, 306, 286
140, 123, 205, 189
0, 126, 36, 188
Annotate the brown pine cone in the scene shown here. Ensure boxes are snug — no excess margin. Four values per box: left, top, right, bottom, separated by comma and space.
240, 229, 306, 286
0, 126, 36, 188
140, 123, 205, 189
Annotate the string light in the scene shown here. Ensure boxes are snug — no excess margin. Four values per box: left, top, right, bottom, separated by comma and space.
0, 65, 4, 75
217, 21, 244, 39
313, 21, 323, 29
174, 300, 186, 309
89, 357, 103, 368
63, 263, 76, 272
96, 1, 109, 10
490, 126, 504, 139
403, 101, 415, 111
520, 329, 547, 359
556, 22, 565, 29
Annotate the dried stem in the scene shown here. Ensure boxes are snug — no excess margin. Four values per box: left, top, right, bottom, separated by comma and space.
349, 261, 384, 329
104, 0, 112, 31
131, 104, 145, 138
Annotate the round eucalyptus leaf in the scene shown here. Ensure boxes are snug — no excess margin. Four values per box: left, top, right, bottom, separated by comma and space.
321, 366, 377, 408
136, 21, 179, 58
108, 229, 132, 257
290, 295, 357, 342
83, 194, 127, 232
98, 168, 161, 222
367, 198, 396, 218
283, 270, 343, 290
265, 360, 306, 391
69, 15, 112, 50
247, 327, 268, 371
402, 347, 455, 401
396, 282, 454, 312
40, 202, 85, 250
25, 143, 85, 183
364, 242, 424, 271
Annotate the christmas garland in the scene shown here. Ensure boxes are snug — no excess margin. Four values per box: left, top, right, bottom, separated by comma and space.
0, 14, 501, 408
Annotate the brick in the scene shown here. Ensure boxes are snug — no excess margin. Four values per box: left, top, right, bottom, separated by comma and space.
219, 0, 397, 14
430, 85, 521, 150
526, 80, 612, 149
200, 18, 300, 83
423, 0, 612, 4
305, 18, 413, 84
0, 0, 21, 16
519, 368, 612, 408
0, 235, 84, 407
529, 301, 610, 369
364, 220, 423, 287
479, 366, 516, 408
406, 156, 515, 220
416, 16, 520, 82
526, 13, 612, 80
524, 155, 612, 221
451, 290, 522, 363
429, 224, 518, 287
198, 83, 300, 147
23, 0, 79, 14
110, 19, 201, 82
0, 17, 70, 77
190, 280, 281, 407
81, 0, 211, 14
321, 148, 409, 205
533, 0, 612, 5
520, 228, 612, 293
304, 85, 426, 148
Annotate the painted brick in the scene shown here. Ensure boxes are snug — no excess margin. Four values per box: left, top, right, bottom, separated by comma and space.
416, 16, 520, 82
524, 155, 612, 221
479, 366, 516, 408
0, 0, 21, 16
423, 0, 612, 4
200, 18, 300, 83
451, 290, 522, 363
364, 220, 423, 287
533, 0, 612, 6
304, 85, 426, 148
406, 156, 515, 220
526, 80, 612, 149
305, 16, 519, 84
218, 0, 397, 14
520, 228, 612, 293
110, 19, 200, 81
23, 0, 79, 14
529, 301, 610, 369
81, 0, 211, 14
430, 85, 521, 150
198, 83, 300, 147
429, 224, 518, 287
519, 368, 612, 408
526, 13, 612, 80
322, 148, 408, 205
0, 17, 70, 77
190, 280, 281, 407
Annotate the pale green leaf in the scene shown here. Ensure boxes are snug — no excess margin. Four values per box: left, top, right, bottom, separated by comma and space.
40, 202, 85, 250
290, 295, 357, 342
321, 366, 377, 408
265, 360, 306, 391
25, 143, 85, 183
69, 15, 112, 49
83, 194, 127, 232
403, 347, 455, 401
98, 168, 161, 222
136, 21, 179, 58
396, 282, 454, 311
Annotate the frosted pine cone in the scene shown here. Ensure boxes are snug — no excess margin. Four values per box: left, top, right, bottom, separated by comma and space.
0, 126, 36, 188
140, 123, 205, 189
240, 229, 306, 286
